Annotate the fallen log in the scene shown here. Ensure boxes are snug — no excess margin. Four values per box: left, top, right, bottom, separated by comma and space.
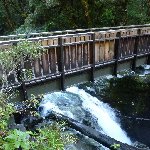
45, 112, 138, 150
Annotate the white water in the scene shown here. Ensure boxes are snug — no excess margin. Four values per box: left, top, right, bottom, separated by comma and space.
66, 86, 132, 145
39, 86, 132, 145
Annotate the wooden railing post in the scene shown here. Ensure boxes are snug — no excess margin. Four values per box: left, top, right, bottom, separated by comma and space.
132, 29, 141, 71
90, 32, 95, 82
58, 36, 65, 91
113, 31, 121, 76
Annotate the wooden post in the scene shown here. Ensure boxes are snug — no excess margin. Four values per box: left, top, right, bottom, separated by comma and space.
90, 33, 95, 82
58, 36, 65, 91
113, 32, 121, 76
132, 29, 141, 71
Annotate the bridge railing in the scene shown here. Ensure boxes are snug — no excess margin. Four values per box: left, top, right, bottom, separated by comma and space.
0, 24, 150, 41
0, 25, 150, 100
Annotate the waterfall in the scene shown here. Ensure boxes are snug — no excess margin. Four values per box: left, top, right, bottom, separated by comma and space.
66, 86, 132, 145
39, 86, 132, 145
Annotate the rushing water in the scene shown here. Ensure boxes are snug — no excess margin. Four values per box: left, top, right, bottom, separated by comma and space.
39, 86, 132, 145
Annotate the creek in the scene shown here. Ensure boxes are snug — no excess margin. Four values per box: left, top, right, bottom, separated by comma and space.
13, 65, 150, 150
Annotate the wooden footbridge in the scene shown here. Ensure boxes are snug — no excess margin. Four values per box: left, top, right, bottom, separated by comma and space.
0, 24, 150, 100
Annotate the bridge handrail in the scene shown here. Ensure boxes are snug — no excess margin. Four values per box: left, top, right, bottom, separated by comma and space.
1, 24, 150, 41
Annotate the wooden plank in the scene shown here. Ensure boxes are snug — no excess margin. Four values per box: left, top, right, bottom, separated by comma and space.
77, 44, 82, 67
49, 48, 56, 73
64, 46, 70, 70
95, 42, 100, 63
70, 45, 76, 69
104, 41, 109, 61
129, 37, 135, 55
138, 36, 142, 53
41, 51, 49, 75
41, 39, 48, 46
33, 57, 42, 77
124, 38, 128, 57
83, 43, 88, 65
99, 42, 105, 62
48, 39, 53, 46
119, 38, 124, 58
53, 38, 58, 45
126, 37, 131, 55
70, 37, 76, 69
109, 40, 115, 60
144, 35, 149, 52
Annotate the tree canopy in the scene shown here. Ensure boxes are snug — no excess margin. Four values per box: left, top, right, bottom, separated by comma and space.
0, 0, 150, 35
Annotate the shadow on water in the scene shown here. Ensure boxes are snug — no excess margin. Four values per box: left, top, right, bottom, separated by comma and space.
77, 67, 150, 147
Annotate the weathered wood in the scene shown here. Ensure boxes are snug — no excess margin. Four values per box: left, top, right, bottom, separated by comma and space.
41, 51, 49, 75
57, 37, 65, 91
104, 41, 110, 61
64, 46, 70, 70
83, 43, 88, 65
49, 48, 57, 73
132, 29, 141, 71
45, 112, 138, 150
77, 44, 82, 67
109, 40, 115, 60
33, 58, 42, 77
90, 33, 95, 82
70, 45, 77, 69
99, 41, 105, 62
95, 42, 100, 63
1, 26, 150, 94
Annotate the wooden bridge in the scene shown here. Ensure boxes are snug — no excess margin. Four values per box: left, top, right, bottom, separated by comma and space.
0, 24, 150, 101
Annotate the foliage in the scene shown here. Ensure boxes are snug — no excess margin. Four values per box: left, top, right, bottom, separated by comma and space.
0, 92, 16, 130
0, 39, 76, 150
2, 129, 32, 150
101, 75, 150, 118
0, 0, 150, 35
0, 40, 43, 71
0, 40, 44, 87
110, 143, 120, 150
127, 0, 149, 25
31, 123, 77, 150
0, 91, 76, 150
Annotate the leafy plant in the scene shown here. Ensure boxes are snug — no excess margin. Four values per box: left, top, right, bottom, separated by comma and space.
0, 40, 44, 87
31, 122, 77, 150
110, 143, 120, 150
0, 40, 44, 71
0, 92, 16, 130
2, 129, 32, 150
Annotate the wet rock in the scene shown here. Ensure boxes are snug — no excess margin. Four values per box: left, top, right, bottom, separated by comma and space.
8, 115, 26, 131
133, 141, 150, 150
65, 130, 109, 150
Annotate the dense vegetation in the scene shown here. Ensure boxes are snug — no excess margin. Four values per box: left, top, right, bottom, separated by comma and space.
0, 0, 150, 35
0, 41, 76, 150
